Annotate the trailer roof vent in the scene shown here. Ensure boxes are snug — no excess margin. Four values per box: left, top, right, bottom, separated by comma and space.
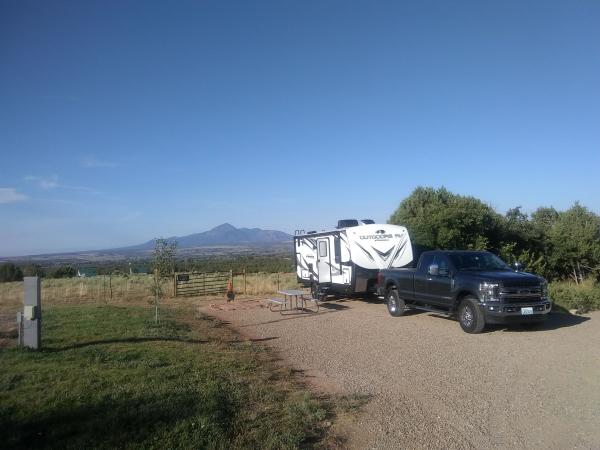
307, 230, 317, 234
360, 219, 375, 224
337, 219, 359, 229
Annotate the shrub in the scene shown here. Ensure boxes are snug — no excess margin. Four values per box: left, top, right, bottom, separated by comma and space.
549, 278, 600, 313
0, 263, 23, 282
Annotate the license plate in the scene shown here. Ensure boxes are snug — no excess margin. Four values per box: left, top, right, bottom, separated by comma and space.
521, 307, 533, 315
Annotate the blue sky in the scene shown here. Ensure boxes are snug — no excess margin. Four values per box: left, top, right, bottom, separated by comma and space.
1, 1, 599, 256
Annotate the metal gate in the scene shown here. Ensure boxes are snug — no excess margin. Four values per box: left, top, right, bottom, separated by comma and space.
174, 271, 231, 297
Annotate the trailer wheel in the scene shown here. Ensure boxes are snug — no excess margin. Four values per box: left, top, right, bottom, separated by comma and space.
386, 288, 405, 317
311, 283, 319, 300
458, 297, 485, 334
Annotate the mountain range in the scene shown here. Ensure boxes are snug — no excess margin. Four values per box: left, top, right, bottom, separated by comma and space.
124, 223, 292, 250
1, 224, 292, 263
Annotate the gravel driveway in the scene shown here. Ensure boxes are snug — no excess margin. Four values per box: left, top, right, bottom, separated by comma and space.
200, 297, 600, 449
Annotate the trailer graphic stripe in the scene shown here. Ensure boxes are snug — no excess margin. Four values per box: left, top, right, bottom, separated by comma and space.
372, 246, 395, 261
355, 242, 376, 262
388, 240, 408, 268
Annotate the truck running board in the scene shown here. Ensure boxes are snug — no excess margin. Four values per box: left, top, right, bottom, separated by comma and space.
408, 304, 453, 316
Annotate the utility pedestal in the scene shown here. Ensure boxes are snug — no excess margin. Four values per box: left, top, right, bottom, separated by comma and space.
22, 276, 41, 350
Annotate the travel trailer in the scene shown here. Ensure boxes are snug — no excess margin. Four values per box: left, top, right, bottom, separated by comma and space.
294, 219, 413, 298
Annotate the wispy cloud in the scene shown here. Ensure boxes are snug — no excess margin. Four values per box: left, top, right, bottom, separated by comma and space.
81, 155, 118, 168
0, 188, 28, 204
24, 175, 59, 190
24, 175, 101, 194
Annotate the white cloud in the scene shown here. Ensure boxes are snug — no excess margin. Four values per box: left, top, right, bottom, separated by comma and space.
24, 175, 100, 195
24, 175, 59, 190
81, 155, 118, 168
0, 188, 28, 204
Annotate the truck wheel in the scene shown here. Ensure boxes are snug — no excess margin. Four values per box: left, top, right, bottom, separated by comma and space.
458, 297, 485, 333
386, 288, 405, 317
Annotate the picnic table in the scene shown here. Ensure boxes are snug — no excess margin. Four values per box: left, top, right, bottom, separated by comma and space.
267, 289, 319, 314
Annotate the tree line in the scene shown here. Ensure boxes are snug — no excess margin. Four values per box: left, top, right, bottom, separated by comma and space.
0, 254, 295, 283
0, 264, 77, 283
389, 187, 600, 282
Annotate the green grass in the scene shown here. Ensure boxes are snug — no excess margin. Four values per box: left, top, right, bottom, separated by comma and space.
0, 305, 330, 449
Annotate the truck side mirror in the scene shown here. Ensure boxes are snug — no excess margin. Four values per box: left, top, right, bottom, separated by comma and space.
512, 262, 522, 272
428, 264, 439, 276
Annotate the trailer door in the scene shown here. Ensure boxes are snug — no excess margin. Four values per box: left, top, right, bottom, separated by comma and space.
316, 238, 331, 283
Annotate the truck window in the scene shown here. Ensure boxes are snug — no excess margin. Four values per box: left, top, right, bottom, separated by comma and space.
433, 255, 449, 276
418, 253, 434, 271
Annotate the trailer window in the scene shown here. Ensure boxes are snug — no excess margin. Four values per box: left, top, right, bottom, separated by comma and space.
334, 237, 341, 263
318, 240, 328, 257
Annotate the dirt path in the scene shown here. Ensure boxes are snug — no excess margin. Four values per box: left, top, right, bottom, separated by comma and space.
199, 297, 600, 449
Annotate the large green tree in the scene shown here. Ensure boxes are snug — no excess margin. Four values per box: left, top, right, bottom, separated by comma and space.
546, 203, 600, 283
388, 187, 503, 250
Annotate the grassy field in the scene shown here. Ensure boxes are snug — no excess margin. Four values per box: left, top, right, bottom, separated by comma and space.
0, 304, 338, 449
0, 272, 300, 312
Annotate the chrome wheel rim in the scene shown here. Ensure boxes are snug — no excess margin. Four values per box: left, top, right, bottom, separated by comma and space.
388, 295, 397, 312
462, 306, 473, 327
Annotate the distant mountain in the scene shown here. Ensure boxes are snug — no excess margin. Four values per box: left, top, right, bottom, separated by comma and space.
126, 223, 292, 250
0, 224, 292, 263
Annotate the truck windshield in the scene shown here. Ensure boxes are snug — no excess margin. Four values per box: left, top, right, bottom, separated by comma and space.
448, 253, 511, 271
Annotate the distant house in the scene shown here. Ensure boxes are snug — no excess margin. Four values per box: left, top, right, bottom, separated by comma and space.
77, 267, 98, 278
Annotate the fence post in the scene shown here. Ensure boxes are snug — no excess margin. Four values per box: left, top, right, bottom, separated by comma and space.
243, 268, 247, 295
277, 272, 280, 291
173, 273, 177, 297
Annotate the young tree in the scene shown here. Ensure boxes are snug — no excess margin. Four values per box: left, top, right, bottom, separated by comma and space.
151, 238, 177, 323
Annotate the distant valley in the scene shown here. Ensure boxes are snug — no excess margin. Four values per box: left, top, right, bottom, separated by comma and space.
1, 223, 292, 265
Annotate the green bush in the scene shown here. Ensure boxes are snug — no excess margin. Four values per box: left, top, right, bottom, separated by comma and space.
0, 263, 23, 282
550, 278, 600, 313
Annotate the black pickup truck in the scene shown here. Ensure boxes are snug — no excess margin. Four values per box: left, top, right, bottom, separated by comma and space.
377, 250, 551, 333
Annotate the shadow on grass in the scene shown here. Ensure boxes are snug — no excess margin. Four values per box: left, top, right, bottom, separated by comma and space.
47, 335, 281, 352
45, 336, 210, 352
0, 386, 235, 450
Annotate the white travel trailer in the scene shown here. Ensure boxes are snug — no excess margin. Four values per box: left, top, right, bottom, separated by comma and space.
294, 219, 413, 298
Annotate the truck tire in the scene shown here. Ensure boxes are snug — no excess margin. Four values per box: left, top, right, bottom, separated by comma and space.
386, 288, 405, 317
458, 297, 485, 333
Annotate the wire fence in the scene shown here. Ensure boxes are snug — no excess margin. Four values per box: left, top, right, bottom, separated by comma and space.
0, 272, 301, 310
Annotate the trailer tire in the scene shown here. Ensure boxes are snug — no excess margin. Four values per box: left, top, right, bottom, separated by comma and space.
311, 283, 318, 300
386, 288, 405, 317
458, 297, 485, 334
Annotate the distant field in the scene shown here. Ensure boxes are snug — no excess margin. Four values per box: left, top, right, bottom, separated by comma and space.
0, 273, 300, 313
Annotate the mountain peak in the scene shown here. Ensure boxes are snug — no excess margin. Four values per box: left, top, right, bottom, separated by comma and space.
211, 223, 237, 232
